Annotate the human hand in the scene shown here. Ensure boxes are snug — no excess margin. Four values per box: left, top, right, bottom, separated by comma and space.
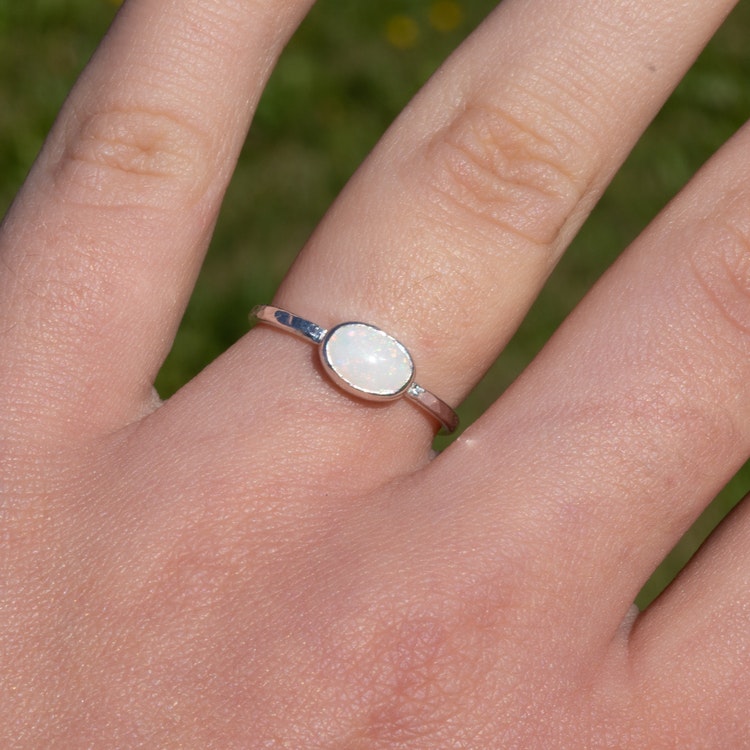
2, 0, 749, 746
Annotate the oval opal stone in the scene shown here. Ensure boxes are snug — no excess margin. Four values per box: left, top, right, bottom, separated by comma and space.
321, 323, 414, 399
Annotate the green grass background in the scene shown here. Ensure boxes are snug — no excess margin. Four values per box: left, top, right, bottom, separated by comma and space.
1, 0, 749, 608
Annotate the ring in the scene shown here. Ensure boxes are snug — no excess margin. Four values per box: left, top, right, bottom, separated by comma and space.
250, 305, 459, 434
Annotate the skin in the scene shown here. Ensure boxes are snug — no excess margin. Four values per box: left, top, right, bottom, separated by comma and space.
1, 0, 750, 746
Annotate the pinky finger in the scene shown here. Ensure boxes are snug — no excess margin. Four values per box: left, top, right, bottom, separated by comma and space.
629, 494, 750, 745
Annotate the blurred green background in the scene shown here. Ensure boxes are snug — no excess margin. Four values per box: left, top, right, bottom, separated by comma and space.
1, 0, 749, 607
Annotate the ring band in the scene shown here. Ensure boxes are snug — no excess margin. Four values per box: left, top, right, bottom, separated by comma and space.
250, 305, 459, 434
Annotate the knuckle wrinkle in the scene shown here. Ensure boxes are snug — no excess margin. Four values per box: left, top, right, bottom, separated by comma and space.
52, 106, 213, 210
422, 96, 591, 249
690, 214, 750, 340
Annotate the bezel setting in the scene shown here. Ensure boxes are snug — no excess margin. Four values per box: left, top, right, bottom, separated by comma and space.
250, 305, 458, 433
320, 322, 415, 401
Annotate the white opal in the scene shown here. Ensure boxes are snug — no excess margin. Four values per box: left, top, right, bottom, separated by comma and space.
321, 323, 414, 399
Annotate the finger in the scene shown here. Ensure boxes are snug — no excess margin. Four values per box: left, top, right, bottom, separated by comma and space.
434, 119, 750, 649
0, 0, 312, 437
212, 0, 737, 474
628, 495, 750, 745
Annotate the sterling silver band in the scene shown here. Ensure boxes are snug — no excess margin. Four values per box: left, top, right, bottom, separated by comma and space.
250, 305, 458, 434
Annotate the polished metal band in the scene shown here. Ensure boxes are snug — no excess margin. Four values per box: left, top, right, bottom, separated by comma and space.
250, 305, 458, 434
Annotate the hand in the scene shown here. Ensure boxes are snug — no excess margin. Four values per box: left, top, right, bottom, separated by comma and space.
2, 0, 749, 746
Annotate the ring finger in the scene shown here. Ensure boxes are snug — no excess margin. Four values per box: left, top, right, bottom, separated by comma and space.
194, 0, 739, 478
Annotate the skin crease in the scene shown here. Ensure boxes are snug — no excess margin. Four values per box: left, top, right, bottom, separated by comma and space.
2, 0, 750, 747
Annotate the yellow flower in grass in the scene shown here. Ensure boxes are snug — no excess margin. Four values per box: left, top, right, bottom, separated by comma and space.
386, 15, 420, 50
429, 0, 463, 33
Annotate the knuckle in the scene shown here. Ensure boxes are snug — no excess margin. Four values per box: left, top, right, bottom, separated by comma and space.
419, 94, 593, 250
51, 105, 214, 211
689, 210, 750, 343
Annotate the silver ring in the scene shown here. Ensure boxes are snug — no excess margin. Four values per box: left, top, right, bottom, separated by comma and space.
250, 305, 459, 434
